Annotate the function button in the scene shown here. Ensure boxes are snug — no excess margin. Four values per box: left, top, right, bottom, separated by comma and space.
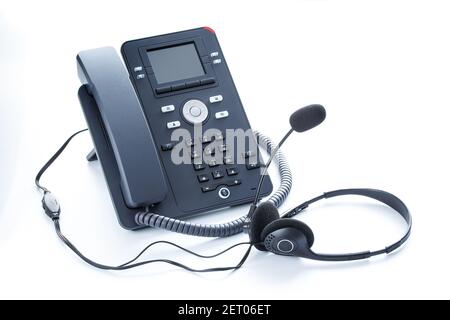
161, 105, 175, 113
185, 79, 201, 88
227, 179, 242, 187
201, 77, 216, 85
133, 66, 143, 72
215, 111, 229, 119
136, 74, 145, 80
213, 59, 222, 65
209, 95, 223, 104
210, 52, 219, 57
223, 156, 233, 165
246, 162, 260, 170
212, 170, 224, 179
218, 187, 230, 199
161, 143, 175, 151
167, 121, 181, 129
201, 185, 215, 193
171, 83, 186, 91
156, 86, 171, 94
227, 168, 239, 176
197, 174, 210, 183
208, 159, 219, 167
193, 163, 206, 171
243, 150, 256, 158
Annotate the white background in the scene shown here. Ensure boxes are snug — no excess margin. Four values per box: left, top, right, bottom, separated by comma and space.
1, 0, 449, 299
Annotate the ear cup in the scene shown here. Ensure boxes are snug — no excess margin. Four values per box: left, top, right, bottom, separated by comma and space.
249, 202, 280, 251
261, 218, 315, 248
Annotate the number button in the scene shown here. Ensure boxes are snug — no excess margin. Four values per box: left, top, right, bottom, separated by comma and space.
227, 168, 238, 176
197, 174, 210, 183
212, 170, 224, 179
193, 163, 206, 171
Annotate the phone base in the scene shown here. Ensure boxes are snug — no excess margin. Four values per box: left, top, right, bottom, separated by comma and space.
78, 84, 273, 230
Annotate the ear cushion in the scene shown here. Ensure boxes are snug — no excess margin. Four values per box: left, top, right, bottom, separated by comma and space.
261, 218, 315, 248
249, 202, 280, 251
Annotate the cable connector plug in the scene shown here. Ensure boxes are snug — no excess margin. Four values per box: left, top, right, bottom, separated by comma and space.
42, 192, 61, 220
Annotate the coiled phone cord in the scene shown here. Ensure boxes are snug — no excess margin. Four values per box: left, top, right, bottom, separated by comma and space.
135, 130, 293, 237
36, 129, 292, 240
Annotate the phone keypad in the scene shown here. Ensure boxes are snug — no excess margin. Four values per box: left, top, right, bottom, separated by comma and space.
185, 130, 261, 195
157, 94, 260, 197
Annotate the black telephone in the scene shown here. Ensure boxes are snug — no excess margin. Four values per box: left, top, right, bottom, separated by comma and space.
77, 27, 273, 229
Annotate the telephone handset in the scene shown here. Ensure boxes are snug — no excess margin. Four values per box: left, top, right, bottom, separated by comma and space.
77, 47, 168, 207
77, 27, 273, 229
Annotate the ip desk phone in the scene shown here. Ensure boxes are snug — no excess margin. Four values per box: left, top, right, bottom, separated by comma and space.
36, 27, 411, 271
77, 27, 273, 229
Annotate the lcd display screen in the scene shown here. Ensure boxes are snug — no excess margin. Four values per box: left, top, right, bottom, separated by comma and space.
147, 43, 205, 84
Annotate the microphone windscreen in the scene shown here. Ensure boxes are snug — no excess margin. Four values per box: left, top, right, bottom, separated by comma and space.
289, 104, 326, 132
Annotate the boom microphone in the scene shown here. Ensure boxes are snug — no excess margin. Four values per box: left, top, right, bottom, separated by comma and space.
247, 104, 326, 218
289, 104, 326, 132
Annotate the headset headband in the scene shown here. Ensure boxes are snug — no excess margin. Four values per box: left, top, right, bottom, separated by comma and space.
281, 188, 412, 261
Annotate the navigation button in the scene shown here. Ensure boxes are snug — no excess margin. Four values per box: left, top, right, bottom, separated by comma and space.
190, 106, 202, 117
210, 52, 219, 57
182, 99, 208, 125
136, 74, 145, 80
133, 66, 143, 72
213, 59, 222, 64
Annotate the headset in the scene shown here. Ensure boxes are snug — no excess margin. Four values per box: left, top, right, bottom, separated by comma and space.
36, 104, 412, 272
